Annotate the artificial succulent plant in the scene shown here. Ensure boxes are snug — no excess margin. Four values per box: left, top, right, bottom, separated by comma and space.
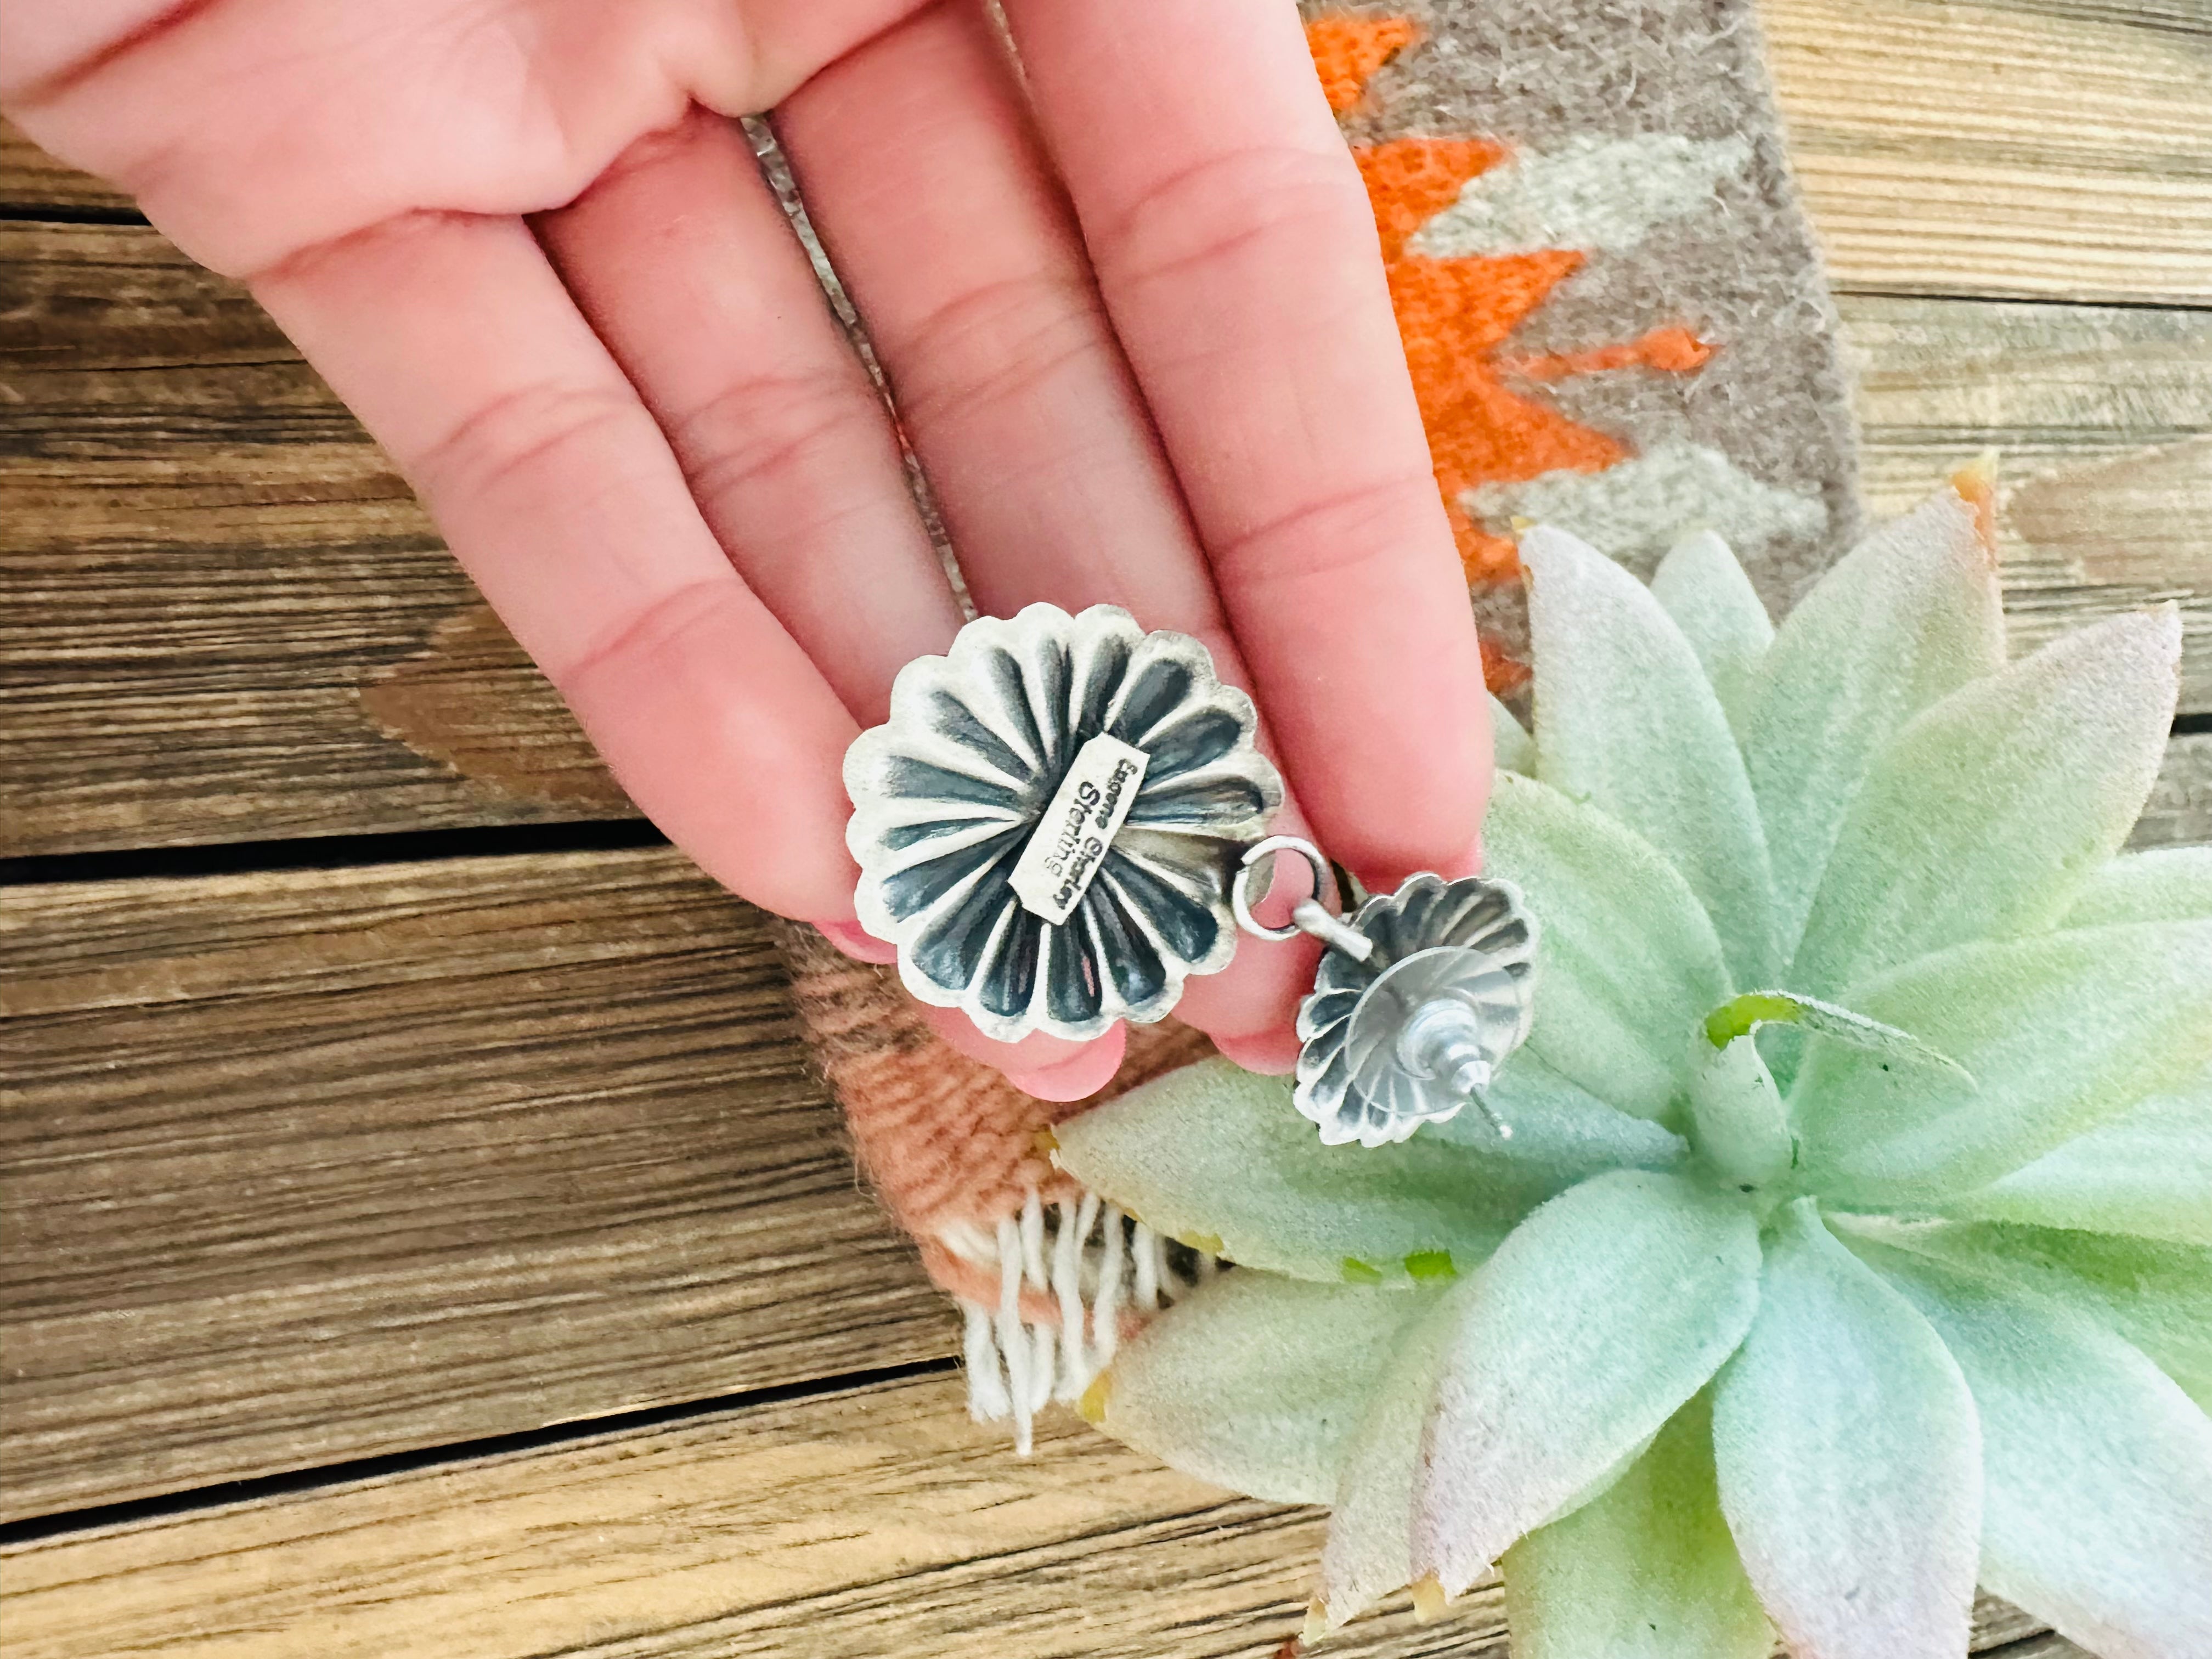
1054, 484, 2212, 1659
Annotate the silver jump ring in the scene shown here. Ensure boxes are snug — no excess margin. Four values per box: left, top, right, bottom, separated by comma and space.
1233, 836, 1330, 940
1233, 837, 1374, 961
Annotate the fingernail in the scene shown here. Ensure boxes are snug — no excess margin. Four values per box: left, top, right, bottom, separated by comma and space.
1212, 1027, 1302, 1075
1007, 1035, 1126, 1103
812, 918, 898, 964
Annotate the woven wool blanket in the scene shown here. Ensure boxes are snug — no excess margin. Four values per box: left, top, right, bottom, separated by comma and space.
782, 0, 1863, 1449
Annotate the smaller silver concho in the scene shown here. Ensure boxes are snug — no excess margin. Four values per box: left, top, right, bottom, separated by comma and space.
1293, 874, 1539, 1148
845, 603, 1283, 1043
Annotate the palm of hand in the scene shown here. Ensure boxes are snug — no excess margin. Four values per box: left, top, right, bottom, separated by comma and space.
3, 0, 1492, 1091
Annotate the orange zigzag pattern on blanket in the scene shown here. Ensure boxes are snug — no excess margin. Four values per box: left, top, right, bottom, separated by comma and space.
1312, 16, 1715, 590
1308, 13, 1420, 113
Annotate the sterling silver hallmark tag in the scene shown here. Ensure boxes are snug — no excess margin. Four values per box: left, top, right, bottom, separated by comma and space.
1008, 734, 1149, 925
844, 603, 1282, 1043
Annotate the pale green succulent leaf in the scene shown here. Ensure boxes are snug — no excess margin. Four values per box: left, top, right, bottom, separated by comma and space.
1792, 921, 2212, 1206
1870, 1246, 2212, 1659
1649, 529, 1774, 733
1711, 1203, 1980, 1659
1483, 771, 1734, 1119
1790, 607, 2182, 998
1424, 1048, 1688, 1177
1318, 1283, 1460, 1628
1094, 1272, 1442, 1504
2065, 846, 2212, 927
1523, 526, 1779, 985
1505, 1391, 1773, 1659
1939, 1081, 2212, 1246
1689, 1031, 1795, 1190
1410, 1169, 1763, 1597
1741, 489, 2004, 960
1489, 692, 1536, 775
1053, 1057, 1542, 1283
1854, 1218, 2212, 1410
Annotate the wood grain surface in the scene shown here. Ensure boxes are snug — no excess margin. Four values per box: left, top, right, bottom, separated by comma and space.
1769, 0, 2212, 303
4, 227, 2206, 860
2138, 731, 2212, 851
0, 223, 624, 855
0, 1371, 2079, 1659
0, 849, 949, 1523
2, 0, 2206, 1647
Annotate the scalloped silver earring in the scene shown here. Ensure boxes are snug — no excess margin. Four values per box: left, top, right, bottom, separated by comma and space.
845, 604, 1538, 1141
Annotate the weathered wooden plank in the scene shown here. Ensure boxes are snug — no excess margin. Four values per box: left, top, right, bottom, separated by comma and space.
0, 120, 132, 216
0, 848, 950, 1523
3, 228, 2207, 856
1977, 0, 2209, 35
1844, 295, 2212, 710
0, 223, 631, 852
1769, 0, 2212, 303
2136, 731, 2212, 850
0, 1371, 2072, 1659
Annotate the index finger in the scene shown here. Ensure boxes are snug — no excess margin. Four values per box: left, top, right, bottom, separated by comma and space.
998, 0, 1491, 888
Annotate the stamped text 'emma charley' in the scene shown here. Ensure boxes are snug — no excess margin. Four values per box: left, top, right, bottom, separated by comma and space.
1010, 734, 1150, 926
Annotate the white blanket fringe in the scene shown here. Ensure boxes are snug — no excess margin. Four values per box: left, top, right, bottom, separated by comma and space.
952, 1187, 1209, 1450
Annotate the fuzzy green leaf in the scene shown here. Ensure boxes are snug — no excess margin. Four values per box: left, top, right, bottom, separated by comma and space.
1649, 529, 1774, 733
1741, 490, 2004, 960
1054, 1058, 1544, 1283
1940, 1082, 2212, 1245
1093, 1272, 1441, 1503
1318, 1285, 1459, 1628
1483, 771, 1734, 1119
1790, 608, 2182, 998
1490, 692, 1536, 776
1712, 1204, 1980, 1659
1424, 1048, 1688, 1176
1859, 1218, 2212, 1410
1872, 1248, 2212, 1659
2066, 846, 2212, 927
1689, 1031, 1795, 1190
1505, 1392, 1773, 1659
1410, 1170, 1763, 1597
1792, 921, 2212, 1206
1524, 526, 1779, 985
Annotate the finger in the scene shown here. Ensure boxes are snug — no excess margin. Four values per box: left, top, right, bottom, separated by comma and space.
532, 110, 1118, 1084
535, 108, 965, 726
0, 0, 181, 98
816, 919, 900, 966
1000, 0, 1492, 889
4, 0, 924, 280
774, 1, 1317, 1047
1214, 1027, 1303, 1076
771, 1, 1210, 630
920, 1006, 1129, 1102
250, 211, 860, 923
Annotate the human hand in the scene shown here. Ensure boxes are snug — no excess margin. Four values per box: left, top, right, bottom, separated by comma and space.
3, 0, 1492, 1096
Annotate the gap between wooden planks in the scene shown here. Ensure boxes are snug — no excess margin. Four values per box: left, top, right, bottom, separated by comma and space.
0, 848, 951, 1524
0, 1370, 2079, 1659
2, 218, 2208, 859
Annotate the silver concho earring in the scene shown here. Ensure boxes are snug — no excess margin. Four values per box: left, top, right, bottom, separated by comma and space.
845, 604, 1538, 1144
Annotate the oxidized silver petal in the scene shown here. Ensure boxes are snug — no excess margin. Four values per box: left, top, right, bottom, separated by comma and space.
845, 603, 1282, 1042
